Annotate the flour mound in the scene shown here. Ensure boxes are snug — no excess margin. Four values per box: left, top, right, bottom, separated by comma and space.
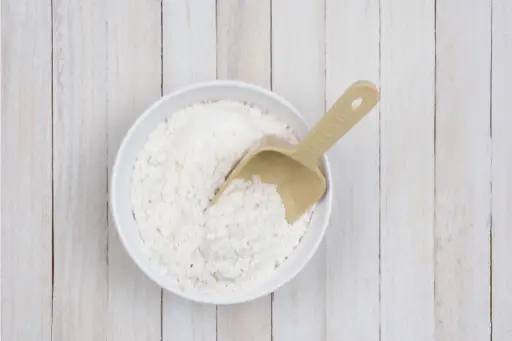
131, 101, 313, 295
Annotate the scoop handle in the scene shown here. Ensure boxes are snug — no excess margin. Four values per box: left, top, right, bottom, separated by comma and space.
293, 81, 379, 167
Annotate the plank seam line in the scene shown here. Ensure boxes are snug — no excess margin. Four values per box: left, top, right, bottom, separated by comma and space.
433, 0, 438, 338
50, 0, 55, 339
322, 0, 327, 337
160, 0, 164, 339
215, 0, 219, 339
270, 1, 275, 339
489, 0, 494, 339
378, 0, 382, 340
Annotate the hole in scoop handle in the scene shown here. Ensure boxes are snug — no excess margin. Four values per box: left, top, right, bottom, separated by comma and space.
293, 81, 380, 166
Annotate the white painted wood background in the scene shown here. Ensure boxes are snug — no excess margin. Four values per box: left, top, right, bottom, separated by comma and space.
2, 0, 511, 340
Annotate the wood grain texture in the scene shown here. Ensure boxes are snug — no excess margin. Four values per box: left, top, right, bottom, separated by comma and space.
52, 0, 108, 340
325, 0, 380, 340
3, 0, 512, 339
217, 300, 271, 341
380, 1, 436, 340
217, 0, 270, 87
163, 296, 216, 341
162, 0, 217, 91
271, 1, 326, 340
106, 1, 162, 340
491, 0, 512, 339
216, 2, 272, 340
1, 1, 53, 340
435, 0, 492, 340
161, 1, 217, 340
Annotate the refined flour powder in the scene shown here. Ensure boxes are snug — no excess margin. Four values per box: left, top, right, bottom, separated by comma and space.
131, 101, 314, 294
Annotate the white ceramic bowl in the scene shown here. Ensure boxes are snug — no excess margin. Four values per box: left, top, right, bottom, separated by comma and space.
111, 80, 333, 304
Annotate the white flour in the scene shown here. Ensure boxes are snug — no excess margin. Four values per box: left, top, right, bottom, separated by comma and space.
131, 101, 313, 295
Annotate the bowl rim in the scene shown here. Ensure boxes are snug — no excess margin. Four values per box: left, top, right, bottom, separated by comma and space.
110, 80, 333, 304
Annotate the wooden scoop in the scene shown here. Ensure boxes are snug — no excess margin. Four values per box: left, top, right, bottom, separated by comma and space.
212, 81, 380, 223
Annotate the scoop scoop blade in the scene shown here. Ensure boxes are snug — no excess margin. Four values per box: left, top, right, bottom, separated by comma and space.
212, 81, 380, 224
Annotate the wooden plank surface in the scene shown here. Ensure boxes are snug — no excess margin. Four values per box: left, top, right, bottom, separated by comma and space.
435, 0, 492, 340
325, 0, 380, 340
52, 0, 108, 340
1, 1, 53, 340
380, 1, 436, 340
217, 0, 271, 86
271, 1, 326, 340
2, 1, 511, 339
161, 1, 217, 341
216, 1, 272, 340
106, 0, 162, 340
162, 0, 217, 91
491, 0, 512, 339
